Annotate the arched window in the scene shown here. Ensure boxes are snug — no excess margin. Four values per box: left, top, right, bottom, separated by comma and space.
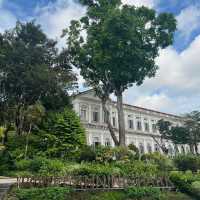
181, 146, 185, 154
139, 143, 144, 154
147, 143, 152, 153
105, 138, 111, 147
92, 137, 101, 147
186, 146, 190, 154
154, 144, 160, 152
168, 145, 174, 156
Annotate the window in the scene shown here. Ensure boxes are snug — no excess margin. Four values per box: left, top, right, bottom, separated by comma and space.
168, 145, 174, 156
93, 111, 99, 122
152, 123, 157, 133
92, 106, 100, 122
147, 143, 152, 153
80, 106, 87, 121
136, 119, 142, 131
144, 119, 149, 132
154, 144, 159, 152
181, 146, 185, 154
139, 143, 144, 154
112, 117, 116, 127
92, 137, 101, 147
105, 138, 111, 146
112, 112, 116, 127
128, 119, 134, 129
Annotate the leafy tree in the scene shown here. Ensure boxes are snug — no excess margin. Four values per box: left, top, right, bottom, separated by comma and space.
0, 21, 76, 136
184, 111, 200, 154
23, 102, 45, 159
153, 119, 172, 154
39, 108, 86, 158
66, 0, 176, 146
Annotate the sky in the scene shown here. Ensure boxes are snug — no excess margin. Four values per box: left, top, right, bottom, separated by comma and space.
0, 0, 200, 115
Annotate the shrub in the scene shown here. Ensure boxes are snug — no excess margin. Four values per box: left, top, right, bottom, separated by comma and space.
79, 146, 96, 162
15, 157, 66, 176
0, 147, 16, 175
39, 108, 86, 159
173, 154, 200, 172
15, 187, 71, 200
191, 181, 200, 197
71, 163, 120, 176
112, 146, 135, 162
116, 161, 158, 178
125, 187, 163, 200
141, 152, 174, 171
170, 171, 200, 198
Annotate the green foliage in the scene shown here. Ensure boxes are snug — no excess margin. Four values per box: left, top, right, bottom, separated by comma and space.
16, 157, 66, 176
15, 187, 71, 200
173, 154, 200, 172
190, 181, 200, 197
39, 108, 86, 158
141, 152, 174, 171
170, 171, 200, 198
0, 147, 15, 175
116, 161, 158, 177
79, 146, 96, 162
7, 134, 42, 160
125, 187, 163, 200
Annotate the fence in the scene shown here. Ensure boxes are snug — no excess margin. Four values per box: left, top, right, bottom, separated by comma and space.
17, 175, 174, 190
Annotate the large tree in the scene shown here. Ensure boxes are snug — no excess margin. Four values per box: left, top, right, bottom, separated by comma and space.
0, 21, 77, 136
65, 0, 176, 146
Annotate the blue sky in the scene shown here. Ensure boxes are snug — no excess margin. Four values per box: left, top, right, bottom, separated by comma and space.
1, 0, 200, 114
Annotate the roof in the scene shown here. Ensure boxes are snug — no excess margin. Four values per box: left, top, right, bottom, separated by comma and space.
74, 89, 181, 119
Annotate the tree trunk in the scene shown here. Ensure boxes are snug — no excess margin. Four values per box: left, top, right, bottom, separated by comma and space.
102, 100, 119, 146
194, 143, 199, 155
116, 91, 126, 146
16, 105, 25, 136
189, 144, 195, 154
2, 124, 11, 145
25, 124, 32, 159
151, 135, 168, 154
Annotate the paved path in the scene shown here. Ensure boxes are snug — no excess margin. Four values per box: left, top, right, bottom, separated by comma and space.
0, 177, 16, 200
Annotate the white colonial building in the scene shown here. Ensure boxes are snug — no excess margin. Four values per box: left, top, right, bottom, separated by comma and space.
72, 90, 190, 155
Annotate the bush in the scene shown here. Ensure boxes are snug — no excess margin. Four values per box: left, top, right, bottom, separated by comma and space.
16, 157, 65, 176
71, 163, 120, 176
191, 181, 200, 197
170, 171, 200, 198
112, 146, 136, 162
15, 187, 71, 200
141, 152, 174, 172
79, 146, 96, 162
173, 154, 200, 172
39, 108, 86, 159
0, 147, 16, 175
125, 187, 163, 200
116, 161, 158, 178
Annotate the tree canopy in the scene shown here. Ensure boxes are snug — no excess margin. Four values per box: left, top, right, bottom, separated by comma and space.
65, 0, 177, 146
0, 21, 77, 136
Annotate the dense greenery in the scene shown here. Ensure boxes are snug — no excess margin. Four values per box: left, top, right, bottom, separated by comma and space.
7, 187, 194, 200
170, 171, 200, 199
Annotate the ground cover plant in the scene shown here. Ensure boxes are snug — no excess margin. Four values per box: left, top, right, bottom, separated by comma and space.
6, 187, 194, 200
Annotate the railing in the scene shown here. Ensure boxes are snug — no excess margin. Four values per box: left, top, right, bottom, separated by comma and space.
17, 175, 174, 190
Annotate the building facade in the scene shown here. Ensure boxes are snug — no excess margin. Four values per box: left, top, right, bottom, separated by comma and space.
72, 90, 190, 155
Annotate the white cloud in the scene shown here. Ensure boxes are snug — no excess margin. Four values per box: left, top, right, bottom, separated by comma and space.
124, 34, 200, 114
0, 5, 17, 33
35, 0, 86, 48
176, 5, 200, 42
134, 93, 174, 111
122, 0, 157, 8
